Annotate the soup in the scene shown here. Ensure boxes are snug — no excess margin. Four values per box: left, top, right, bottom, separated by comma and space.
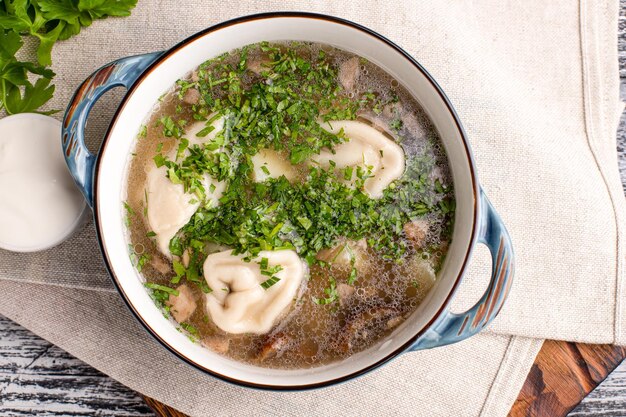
123, 42, 454, 369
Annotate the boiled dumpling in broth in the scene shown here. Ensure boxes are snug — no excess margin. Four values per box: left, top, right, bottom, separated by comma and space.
251, 148, 297, 182
203, 250, 305, 334
313, 120, 405, 198
127, 42, 456, 369
146, 171, 204, 257
184, 117, 224, 147
147, 117, 226, 258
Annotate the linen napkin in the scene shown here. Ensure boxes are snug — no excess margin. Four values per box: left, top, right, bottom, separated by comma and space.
0, 0, 622, 416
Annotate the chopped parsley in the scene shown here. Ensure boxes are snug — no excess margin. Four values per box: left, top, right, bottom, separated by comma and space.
128, 244, 150, 272
389, 118, 403, 133
259, 261, 283, 289
123, 201, 134, 227
260, 275, 281, 289
312, 276, 339, 305
176, 151, 450, 267
144, 282, 177, 316
171, 260, 186, 284
135, 42, 454, 309
179, 322, 200, 342
145, 282, 178, 295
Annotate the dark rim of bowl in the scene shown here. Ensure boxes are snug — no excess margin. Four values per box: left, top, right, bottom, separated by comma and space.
92, 11, 479, 391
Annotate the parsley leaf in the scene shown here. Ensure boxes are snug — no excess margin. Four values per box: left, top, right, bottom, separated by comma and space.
78, 0, 138, 18
0, 0, 137, 114
0, 31, 22, 60
312, 276, 339, 305
4, 77, 55, 114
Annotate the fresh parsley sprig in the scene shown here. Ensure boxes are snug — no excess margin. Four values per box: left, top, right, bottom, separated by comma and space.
0, 0, 137, 115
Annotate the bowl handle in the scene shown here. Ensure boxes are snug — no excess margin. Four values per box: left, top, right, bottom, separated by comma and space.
62, 51, 163, 207
408, 189, 514, 351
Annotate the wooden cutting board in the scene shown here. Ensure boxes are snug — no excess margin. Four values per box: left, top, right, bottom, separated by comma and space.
139, 342, 626, 417
510, 342, 626, 416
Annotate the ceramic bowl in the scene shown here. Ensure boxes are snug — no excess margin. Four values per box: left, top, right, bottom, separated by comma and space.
62, 12, 513, 390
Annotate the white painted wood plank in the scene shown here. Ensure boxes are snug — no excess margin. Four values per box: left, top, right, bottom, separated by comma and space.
617, 0, 626, 78
570, 361, 626, 416
0, 315, 154, 416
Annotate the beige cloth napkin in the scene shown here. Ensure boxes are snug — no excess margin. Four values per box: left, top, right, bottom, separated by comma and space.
0, 0, 622, 416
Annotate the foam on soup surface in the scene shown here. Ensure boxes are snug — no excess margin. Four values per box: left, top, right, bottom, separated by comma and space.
124, 42, 454, 369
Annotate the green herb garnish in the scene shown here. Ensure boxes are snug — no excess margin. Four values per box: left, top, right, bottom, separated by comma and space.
145, 282, 178, 294
179, 322, 199, 341
389, 118, 403, 132
260, 275, 281, 289
128, 243, 150, 272
0, 0, 137, 114
150, 42, 454, 301
259, 262, 283, 289
312, 276, 339, 305
123, 201, 134, 227
144, 282, 175, 316
171, 259, 186, 284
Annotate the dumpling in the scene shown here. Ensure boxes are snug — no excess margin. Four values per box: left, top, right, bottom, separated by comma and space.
184, 117, 225, 147
203, 250, 305, 334
313, 120, 405, 198
251, 148, 297, 182
147, 169, 202, 256
147, 117, 225, 258
147, 169, 225, 257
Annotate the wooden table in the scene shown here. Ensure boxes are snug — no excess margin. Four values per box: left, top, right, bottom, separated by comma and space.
1, 5, 625, 417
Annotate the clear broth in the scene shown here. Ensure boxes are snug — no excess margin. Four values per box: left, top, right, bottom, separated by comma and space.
124, 42, 454, 369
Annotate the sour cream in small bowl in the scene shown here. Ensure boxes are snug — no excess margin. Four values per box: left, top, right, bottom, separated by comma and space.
0, 114, 87, 252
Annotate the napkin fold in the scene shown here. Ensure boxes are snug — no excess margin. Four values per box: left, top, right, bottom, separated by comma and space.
0, 0, 622, 416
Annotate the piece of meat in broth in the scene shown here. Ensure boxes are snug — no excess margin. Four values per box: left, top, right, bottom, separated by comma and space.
403, 220, 429, 248
258, 332, 291, 361
247, 55, 271, 75
166, 284, 197, 323
316, 239, 367, 267
338, 306, 401, 352
182, 87, 200, 105
150, 255, 171, 275
202, 336, 230, 354
339, 57, 360, 91
337, 283, 356, 307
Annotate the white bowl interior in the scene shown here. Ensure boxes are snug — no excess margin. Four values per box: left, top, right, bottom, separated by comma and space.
97, 16, 477, 387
